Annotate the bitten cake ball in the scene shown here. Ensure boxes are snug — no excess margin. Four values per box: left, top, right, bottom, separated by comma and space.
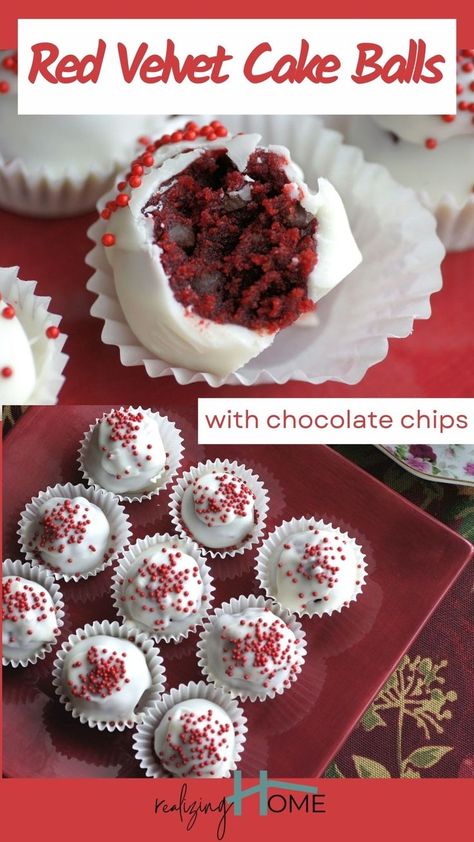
27, 497, 111, 576
153, 698, 235, 778
274, 527, 362, 615
100, 121, 361, 376
61, 635, 152, 723
87, 407, 166, 495
119, 544, 204, 635
181, 471, 256, 550
205, 607, 300, 697
2, 575, 59, 661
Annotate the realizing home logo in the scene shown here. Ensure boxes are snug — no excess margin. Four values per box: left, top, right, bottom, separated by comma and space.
153, 772, 325, 838
227, 770, 325, 816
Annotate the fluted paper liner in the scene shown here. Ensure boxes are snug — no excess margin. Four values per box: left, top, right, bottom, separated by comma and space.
2, 558, 65, 668
86, 114, 443, 387
133, 679, 247, 778
18, 481, 132, 582
0, 117, 166, 218
111, 532, 215, 643
169, 458, 269, 559
196, 594, 307, 702
51, 619, 166, 732
329, 115, 474, 253
0, 266, 68, 404
255, 516, 367, 619
78, 405, 184, 503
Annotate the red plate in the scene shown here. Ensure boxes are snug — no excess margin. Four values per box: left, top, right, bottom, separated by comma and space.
0, 209, 473, 398
2, 405, 473, 778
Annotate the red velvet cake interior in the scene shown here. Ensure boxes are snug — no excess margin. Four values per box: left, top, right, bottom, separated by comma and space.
143, 148, 318, 331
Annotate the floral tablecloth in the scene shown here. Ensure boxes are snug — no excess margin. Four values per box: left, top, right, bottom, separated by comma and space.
328, 446, 474, 779
2, 410, 473, 779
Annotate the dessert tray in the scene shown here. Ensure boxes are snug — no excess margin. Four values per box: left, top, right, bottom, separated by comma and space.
377, 445, 474, 487
3, 405, 472, 777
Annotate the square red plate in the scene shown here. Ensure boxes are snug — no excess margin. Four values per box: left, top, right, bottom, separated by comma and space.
2, 406, 472, 778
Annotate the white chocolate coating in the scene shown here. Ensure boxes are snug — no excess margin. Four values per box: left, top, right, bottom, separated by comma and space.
0, 52, 163, 178
120, 545, 204, 635
0, 296, 36, 404
154, 698, 235, 777
2, 575, 58, 660
206, 607, 298, 696
28, 496, 111, 576
62, 634, 151, 722
348, 117, 474, 205
348, 56, 474, 205
105, 131, 361, 377
181, 471, 255, 549
275, 528, 359, 615
89, 407, 166, 495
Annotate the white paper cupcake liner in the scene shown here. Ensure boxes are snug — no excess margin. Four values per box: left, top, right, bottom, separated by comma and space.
0, 116, 166, 218
196, 593, 307, 702
428, 193, 474, 253
2, 558, 65, 667
51, 619, 166, 732
111, 532, 215, 643
132, 679, 247, 778
332, 114, 474, 253
18, 481, 132, 582
86, 114, 443, 387
0, 266, 68, 404
255, 516, 367, 619
77, 405, 184, 503
169, 458, 269, 559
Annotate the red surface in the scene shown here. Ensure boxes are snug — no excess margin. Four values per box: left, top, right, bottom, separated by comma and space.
2, 406, 472, 778
0, 779, 471, 842
3, 3, 473, 46
0, 208, 473, 400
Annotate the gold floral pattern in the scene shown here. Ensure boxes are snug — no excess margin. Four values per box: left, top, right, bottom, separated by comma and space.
326, 656, 457, 778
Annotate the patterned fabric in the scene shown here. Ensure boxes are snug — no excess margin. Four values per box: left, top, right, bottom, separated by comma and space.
327, 445, 474, 779
2, 418, 472, 778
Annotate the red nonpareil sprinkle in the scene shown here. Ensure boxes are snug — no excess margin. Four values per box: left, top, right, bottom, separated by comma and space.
159, 707, 232, 775
425, 138, 437, 150
1, 366, 13, 378
125, 549, 200, 622
2, 577, 54, 643
100, 407, 156, 472
0, 81, 9, 94
192, 472, 255, 527
34, 498, 99, 558
68, 645, 127, 699
46, 325, 60, 339
221, 612, 297, 686
279, 533, 349, 607
2, 304, 16, 319
102, 233, 116, 247
441, 114, 456, 122
98, 121, 231, 241
115, 193, 130, 207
